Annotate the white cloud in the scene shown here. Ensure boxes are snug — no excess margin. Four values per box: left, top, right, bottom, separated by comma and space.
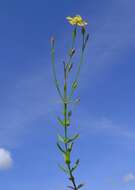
0, 148, 13, 170
76, 113, 135, 142
123, 173, 135, 183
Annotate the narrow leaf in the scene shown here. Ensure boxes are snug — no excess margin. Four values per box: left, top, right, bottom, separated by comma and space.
57, 117, 65, 127
77, 183, 84, 189
68, 142, 74, 152
83, 33, 89, 50
67, 186, 74, 190
71, 159, 80, 172
56, 142, 65, 154
67, 134, 80, 143
68, 63, 73, 72
68, 110, 72, 117
57, 116, 70, 127
58, 134, 70, 144
72, 81, 78, 90
57, 134, 65, 143
58, 164, 69, 174
85, 33, 89, 43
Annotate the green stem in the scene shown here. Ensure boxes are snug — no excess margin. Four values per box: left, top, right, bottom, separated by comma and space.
67, 163, 78, 190
68, 29, 87, 100
66, 26, 77, 78
74, 50, 84, 82
51, 46, 64, 101
74, 30, 86, 84
63, 61, 78, 190
69, 50, 84, 100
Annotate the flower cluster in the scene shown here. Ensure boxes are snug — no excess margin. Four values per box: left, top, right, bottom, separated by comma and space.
66, 15, 87, 26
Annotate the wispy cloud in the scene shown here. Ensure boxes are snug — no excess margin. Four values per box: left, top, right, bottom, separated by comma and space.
76, 114, 135, 142
123, 173, 135, 183
0, 148, 13, 170
79, 0, 135, 92
0, 63, 58, 148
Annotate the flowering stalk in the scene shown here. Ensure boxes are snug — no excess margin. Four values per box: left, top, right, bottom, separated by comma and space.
51, 15, 89, 190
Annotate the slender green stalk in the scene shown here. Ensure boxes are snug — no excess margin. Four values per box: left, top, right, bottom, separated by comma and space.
68, 50, 84, 100
65, 26, 77, 80
63, 61, 78, 190
69, 27, 89, 100
51, 15, 89, 190
51, 41, 64, 101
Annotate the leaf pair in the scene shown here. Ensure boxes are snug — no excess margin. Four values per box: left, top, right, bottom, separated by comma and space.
58, 134, 80, 144
58, 134, 69, 144
57, 117, 70, 127
67, 183, 84, 190
57, 142, 71, 164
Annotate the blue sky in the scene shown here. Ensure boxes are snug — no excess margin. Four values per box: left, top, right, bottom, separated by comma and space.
0, 0, 135, 189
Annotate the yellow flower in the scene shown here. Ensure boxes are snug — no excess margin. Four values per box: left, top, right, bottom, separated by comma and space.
66, 15, 87, 26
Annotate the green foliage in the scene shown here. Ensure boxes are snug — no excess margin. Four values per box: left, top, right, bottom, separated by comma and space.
57, 117, 70, 127
58, 134, 69, 144
68, 110, 72, 118
72, 81, 78, 90
58, 133, 79, 144
67, 134, 80, 143
71, 159, 80, 172
57, 142, 65, 154
68, 142, 74, 152
68, 63, 73, 72
77, 183, 85, 189
58, 164, 69, 174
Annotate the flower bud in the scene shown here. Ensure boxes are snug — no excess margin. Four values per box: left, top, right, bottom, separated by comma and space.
68, 63, 73, 72
69, 48, 75, 57
50, 36, 55, 48
75, 98, 80, 104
